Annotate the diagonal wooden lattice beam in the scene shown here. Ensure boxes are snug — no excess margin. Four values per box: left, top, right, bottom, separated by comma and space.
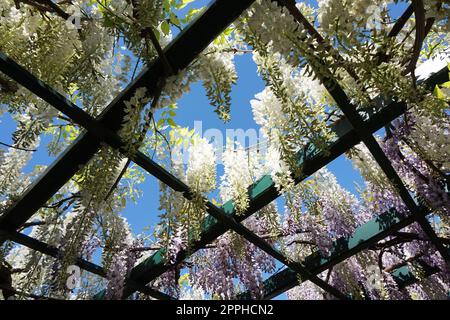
248, 249, 445, 300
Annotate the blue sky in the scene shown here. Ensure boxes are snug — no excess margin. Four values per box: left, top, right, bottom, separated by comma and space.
0, 0, 411, 299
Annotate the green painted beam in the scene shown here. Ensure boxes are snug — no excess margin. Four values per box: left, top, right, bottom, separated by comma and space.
237, 205, 449, 300
239, 251, 443, 300
390, 258, 441, 289
237, 207, 422, 299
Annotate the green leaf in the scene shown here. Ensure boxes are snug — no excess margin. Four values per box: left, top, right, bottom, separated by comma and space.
223, 27, 233, 37
161, 20, 170, 35
177, 0, 195, 9
68, 83, 79, 95
182, 8, 203, 23
178, 273, 190, 287
434, 85, 445, 99
163, 0, 171, 12
441, 81, 450, 89
170, 12, 180, 26
167, 118, 177, 127
157, 118, 165, 128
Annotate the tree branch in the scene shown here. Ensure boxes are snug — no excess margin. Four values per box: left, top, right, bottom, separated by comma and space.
407, 0, 426, 85
0, 142, 37, 152
42, 194, 79, 209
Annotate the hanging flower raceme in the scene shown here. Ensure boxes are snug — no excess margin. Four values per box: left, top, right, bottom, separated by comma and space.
149, 227, 187, 298
220, 141, 254, 214
242, 1, 334, 177
198, 42, 238, 122
151, 130, 217, 281
0, 137, 39, 201
249, 52, 333, 187
242, 0, 305, 66
382, 115, 450, 216
281, 168, 364, 257
105, 238, 143, 300
317, 0, 390, 42
191, 220, 276, 300
186, 136, 217, 194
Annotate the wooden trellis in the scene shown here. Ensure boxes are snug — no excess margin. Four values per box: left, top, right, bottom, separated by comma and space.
0, 0, 448, 300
